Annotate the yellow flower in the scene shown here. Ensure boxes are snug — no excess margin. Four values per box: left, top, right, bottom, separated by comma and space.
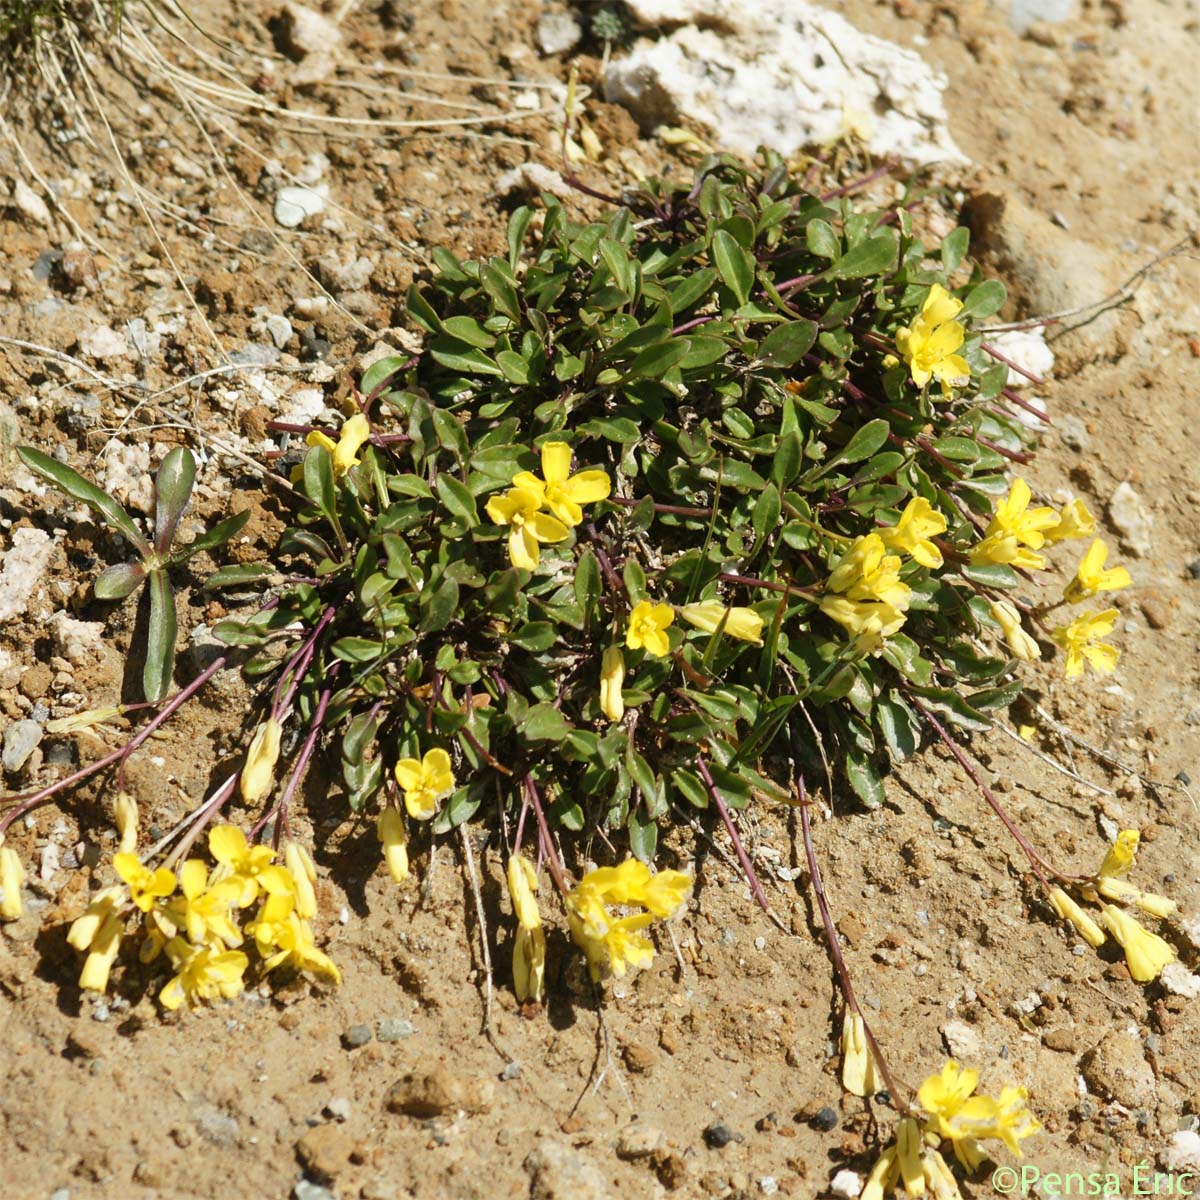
897, 1118, 925, 1198
895, 284, 971, 397
240, 718, 282, 805
988, 600, 1040, 661
969, 478, 1059, 571
507, 856, 545, 1003
1044, 498, 1096, 544
159, 937, 249, 1010
678, 600, 765, 645
862, 1146, 900, 1200
113, 853, 176, 913
1051, 609, 1119, 678
626, 599, 675, 657
0, 845, 24, 920
250, 892, 341, 984
918, 1061, 980, 1135
1048, 887, 1106, 948
879, 497, 948, 569
376, 807, 409, 883
923, 1148, 963, 1200
165, 860, 246, 948
841, 1010, 881, 1097
394, 747, 454, 821
512, 441, 611, 528
485, 487, 571, 571
115, 792, 138, 854
306, 412, 371, 477
67, 885, 126, 952
1098, 828, 1138, 878
819, 595, 907, 655
1064, 540, 1132, 604
564, 859, 691, 980
79, 912, 125, 993
1096, 875, 1176, 919
285, 842, 318, 919
599, 645, 626, 723
990, 1085, 1041, 1156
827, 533, 911, 608
1099, 905, 1176, 981
209, 825, 294, 906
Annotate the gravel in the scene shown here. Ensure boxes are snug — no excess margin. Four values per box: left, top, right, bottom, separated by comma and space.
2, 719, 43, 775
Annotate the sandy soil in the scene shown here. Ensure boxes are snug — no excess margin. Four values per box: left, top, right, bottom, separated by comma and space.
1, 1, 1199, 1198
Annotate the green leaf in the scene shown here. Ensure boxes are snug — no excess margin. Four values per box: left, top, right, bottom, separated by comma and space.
404, 283, 445, 335
752, 483, 781, 544
17, 446, 149, 554
678, 336, 728, 370
420, 574, 459, 633
436, 475, 479, 527
152, 446, 195, 556
599, 237, 633, 296
626, 338, 691, 381
496, 350, 530, 384
480, 260, 521, 322
623, 557, 646, 605
430, 340, 504, 378
757, 321, 817, 367
959, 563, 1019, 589
362, 354, 409, 397
711, 229, 755, 306
959, 279, 1006, 319
941, 226, 969, 274
94, 561, 146, 600
521, 703, 570, 742
821, 418, 890, 471
303, 444, 337, 523
575, 549, 601, 618
331, 636, 385, 663
805, 218, 841, 259
628, 805, 658, 863
668, 267, 718, 314
844, 743, 884, 808
507, 205, 534, 271
143, 569, 176, 703
509, 622, 556, 651
828, 233, 897, 280
876, 692, 919, 761
171, 510, 251, 564
441, 316, 496, 348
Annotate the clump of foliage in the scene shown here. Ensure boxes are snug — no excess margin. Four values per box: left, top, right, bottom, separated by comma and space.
0, 0, 122, 74
213, 150, 1031, 851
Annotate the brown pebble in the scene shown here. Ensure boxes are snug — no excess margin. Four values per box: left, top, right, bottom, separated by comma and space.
1043, 1027, 1078, 1053
295, 1123, 356, 1183
19, 663, 53, 701
384, 1065, 494, 1117
622, 1041, 658, 1074
1138, 589, 1174, 630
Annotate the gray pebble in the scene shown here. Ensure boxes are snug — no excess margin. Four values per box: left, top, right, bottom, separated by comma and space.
1187, 560, 1200, 581
3, 719, 43, 774
194, 1107, 239, 1146
1058, 414, 1090, 451
324, 1097, 351, 1122
376, 1018, 414, 1043
266, 315, 294, 350
91, 1003, 110, 1023
500, 1061, 521, 1081
811, 1106, 838, 1132
536, 11, 582, 55
44, 741, 78, 768
49, 1190, 70, 1200
229, 343, 281, 367
703, 1121, 738, 1148
342, 1023, 372, 1048
719, 928, 736, 946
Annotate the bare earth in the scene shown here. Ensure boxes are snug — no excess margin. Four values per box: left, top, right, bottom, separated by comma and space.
1, 1, 1199, 1198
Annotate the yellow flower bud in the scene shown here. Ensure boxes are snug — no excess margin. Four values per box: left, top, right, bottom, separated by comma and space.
988, 599, 1041, 661
507, 855, 545, 1003
1096, 876, 1177, 920
679, 600, 765, 645
0, 845, 25, 920
599, 646, 625, 723
241, 718, 282, 805
841, 1009, 881, 1097
79, 912, 123, 993
862, 1146, 900, 1200
376, 807, 409, 883
45, 705, 125, 734
1100, 904, 1176, 982
115, 792, 139, 855
1048, 887, 1106, 948
896, 1118, 925, 1199
285, 843, 318, 919
1098, 829, 1139, 878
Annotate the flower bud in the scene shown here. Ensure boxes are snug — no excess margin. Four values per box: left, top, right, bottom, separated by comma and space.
989, 600, 1040, 661
680, 600, 764, 645
1048, 887, 1106, 948
376, 807, 408, 883
599, 646, 625, 723
240, 718, 282, 805
0, 845, 24, 920
115, 792, 139, 855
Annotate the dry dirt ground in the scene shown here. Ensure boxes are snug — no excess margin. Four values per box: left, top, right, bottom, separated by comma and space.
1, 1, 1199, 1198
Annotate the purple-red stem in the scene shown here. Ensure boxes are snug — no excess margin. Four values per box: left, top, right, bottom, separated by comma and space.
164, 773, 238, 868
695, 756, 770, 912
522, 774, 570, 896
267, 668, 338, 849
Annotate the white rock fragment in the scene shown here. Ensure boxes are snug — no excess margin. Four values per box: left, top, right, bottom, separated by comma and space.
494, 162, 573, 200
318, 250, 375, 293
1161, 961, 1200, 1000
77, 325, 132, 363
607, 0, 965, 167
829, 1169, 864, 1199
51, 612, 106, 664
280, 388, 328, 423
0, 528, 55, 622
537, 10, 583, 56
293, 295, 330, 319
1163, 1131, 1200, 1172
278, 2, 343, 57
265, 315, 294, 349
13, 179, 52, 227
1009, 0, 1077, 36
102, 441, 155, 514
941, 1018, 984, 1061
1108, 481, 1153, 559
987, 328, 1054, 389
274, 185, 328, 229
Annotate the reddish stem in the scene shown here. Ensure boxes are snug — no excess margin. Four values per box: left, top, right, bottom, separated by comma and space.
695, 756, 771, 912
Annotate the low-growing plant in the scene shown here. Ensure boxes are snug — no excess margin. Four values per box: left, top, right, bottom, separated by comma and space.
17, 445, 249, 701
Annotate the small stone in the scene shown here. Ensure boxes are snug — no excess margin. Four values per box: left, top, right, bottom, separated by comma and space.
292, 1182, 335, 1200
229, 343, 281, 367
376, 1018, 414, 1043
830, 1169, 864, 1198
1108, 481, 1153, 558
341, 1024, 372, 1049
278, 2, 343, 57
1059, 414, 1090, 451
76, 325, 130, 362
941, 1019, 983, 1062
3, 719, 43, 774
1081, 1030, 1156, 1107
759, 1179, 779, 1197
621, 1041, 658, 1073
703, 1121, 737, 1149
265, 315, 294, 349
1165, 1131, 1200, 1172
1187, 559, 1200, 581
811, 1106, 838, 1132
0, 529, 55, 623
274, 186, 327, 228
194, 1107, 239, 1146
494, 162, 572, 200
616, 1120, 666, 1160
500, 1061, 522, 1081
50, 613, 104, 664
1043, 1027, 1078, 1053
536, 10, 583, 55
524, 1139, 608, 1200
1161, 962, 1200, 1000
317, 251, 375, 293
324, 1097, 351, 1122
91, 1003, 110, 1022
13, 179, 52, 226
384, 1066, 494, 1117
295, 1122, 355, 1183
1139, 589, 1173, 630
